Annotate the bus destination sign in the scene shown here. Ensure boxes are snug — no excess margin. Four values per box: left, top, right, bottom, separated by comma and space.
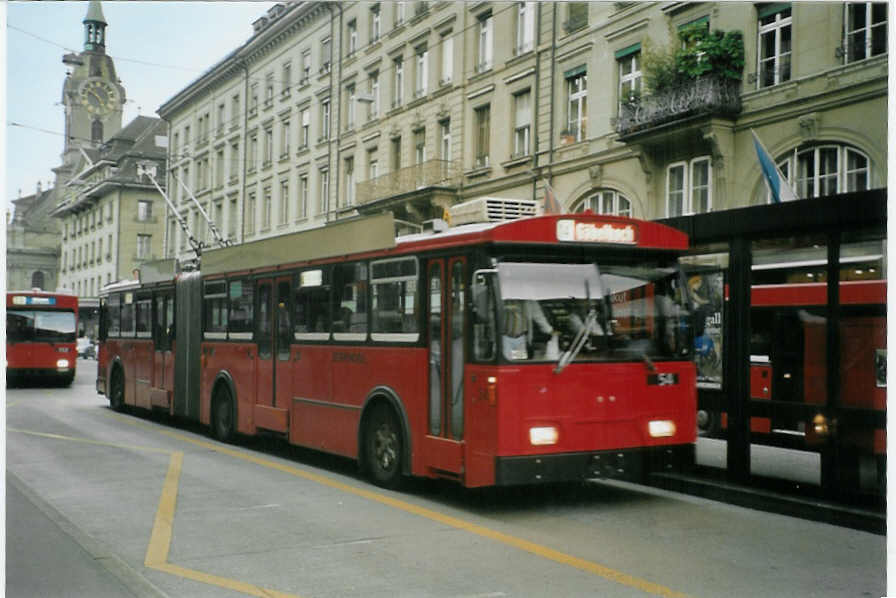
12, 295, 55, 305
556, 219, 638, 244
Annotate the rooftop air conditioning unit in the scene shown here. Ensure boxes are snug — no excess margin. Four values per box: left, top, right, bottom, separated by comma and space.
448, 197, 537, 226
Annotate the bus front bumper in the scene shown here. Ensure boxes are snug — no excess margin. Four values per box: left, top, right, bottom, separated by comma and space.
494, 444, 695, 486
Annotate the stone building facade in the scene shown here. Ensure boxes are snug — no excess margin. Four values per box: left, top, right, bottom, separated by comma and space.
158, 2, 886, 263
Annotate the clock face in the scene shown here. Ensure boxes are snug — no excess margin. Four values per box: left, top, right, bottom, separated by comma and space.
78, 79, 118, 116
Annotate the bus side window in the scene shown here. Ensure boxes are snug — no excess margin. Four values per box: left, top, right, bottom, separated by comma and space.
472, 272, 497, 361
108, 293, 121, 337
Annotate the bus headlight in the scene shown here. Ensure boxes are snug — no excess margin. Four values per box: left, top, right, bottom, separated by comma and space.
56, 359, 71, 369
648, 420, 676, 438
529, 426, 559, 446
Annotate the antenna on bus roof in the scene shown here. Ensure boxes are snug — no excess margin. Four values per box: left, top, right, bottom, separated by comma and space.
136, 161, 203, 262
171, 171, 232, 249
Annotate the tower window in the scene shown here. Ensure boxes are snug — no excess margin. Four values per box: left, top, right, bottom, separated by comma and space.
91, 120, 103, 143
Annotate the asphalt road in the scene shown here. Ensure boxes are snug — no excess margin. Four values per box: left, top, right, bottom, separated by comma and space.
6, 359, 886, 598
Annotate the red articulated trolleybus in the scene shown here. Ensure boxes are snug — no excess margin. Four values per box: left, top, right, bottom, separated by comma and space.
98, 202, 697, 488
7, 289, 79, 386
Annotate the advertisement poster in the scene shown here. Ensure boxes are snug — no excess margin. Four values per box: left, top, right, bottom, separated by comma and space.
690, 271, 724, 389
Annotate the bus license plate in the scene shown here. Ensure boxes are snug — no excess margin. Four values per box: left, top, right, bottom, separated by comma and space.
647, 373, 679, 386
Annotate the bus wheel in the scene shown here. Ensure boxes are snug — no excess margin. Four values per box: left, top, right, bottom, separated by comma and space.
212, 386, 235, 443
109, 369, 125, 412
365, 404, 403, 489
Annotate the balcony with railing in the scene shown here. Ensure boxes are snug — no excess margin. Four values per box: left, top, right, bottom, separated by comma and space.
614, 75, 741, 139
356, 159, 459, 206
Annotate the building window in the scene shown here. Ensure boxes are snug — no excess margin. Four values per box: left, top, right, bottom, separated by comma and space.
217, 103, 226, 135
263, 127, 273, 167
666, 157, 712, 217
440, 32, 453, 85
617, 47, 641, 107
92, 119, 103, 143
370, 4, 381, 42
516, 2, 535, 55
566, 2, 588, 32
440, 119, 451, 161
321, 99, 331, 140
347, 19, 357, 55
265, 73, 274, 107
566, 69, 587, 142
216, 149, 225, 186
301, 51, 311, 84
369, 72, 380, 119
346, 84, 356, 130
249, 134, 258, 172
415, 46, 428, 97
231, 94, 240, 129
230, 141, 239, 182
279, 180, 289, 225
414, 128, 426, 164
228, 198, 237, 240
391, 137, 401, 172
321, 37, 331, 74
280, 120, 290, 158
393, 57, 404, 106
299, 175, 309, 218
773, 144, 871, 201
319, 169, 329, 213
757, 5, 792, 88
262, 187, 272, 230
477, 13, 493, 72
344, 157, 355, 207
474, 104, 490, 168
137, 234, 151, 260
368, 155, 378, 180
247, 192, 257, 234
844, 3, 887, 62
513, 90, 531, 157
137, 200, 152, 221
281, 62, 292, 97
301, 108, 310, 148
395, 1, 406, 26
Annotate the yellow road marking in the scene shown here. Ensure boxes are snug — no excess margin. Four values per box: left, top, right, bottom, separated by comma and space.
9, 425, 302, 598
111, 413, 692, 598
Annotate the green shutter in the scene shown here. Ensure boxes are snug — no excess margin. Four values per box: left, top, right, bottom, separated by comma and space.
564, 64, 587, 79
757, 3, 791, 20
614, 42, 641, 60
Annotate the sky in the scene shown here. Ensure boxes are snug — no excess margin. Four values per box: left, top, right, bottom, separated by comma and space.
4, 0, 276, 212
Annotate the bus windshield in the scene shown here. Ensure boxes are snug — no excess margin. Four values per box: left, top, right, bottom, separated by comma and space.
496, 260, 692, 364
7, 310, 77, 344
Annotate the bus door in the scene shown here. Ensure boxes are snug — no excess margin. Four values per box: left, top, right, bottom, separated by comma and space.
151, 289, 174, 411
253, 277, 290, 434
422, 257, 466, 476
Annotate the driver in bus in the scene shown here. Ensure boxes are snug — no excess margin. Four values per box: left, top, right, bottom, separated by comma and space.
503, 299, 558, 360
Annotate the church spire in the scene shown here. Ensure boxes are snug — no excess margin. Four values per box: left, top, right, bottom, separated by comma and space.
83, 1, 107, 53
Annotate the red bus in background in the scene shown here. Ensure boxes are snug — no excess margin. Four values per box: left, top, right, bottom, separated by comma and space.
98, 206, 697, 488
7, 290, 79, 386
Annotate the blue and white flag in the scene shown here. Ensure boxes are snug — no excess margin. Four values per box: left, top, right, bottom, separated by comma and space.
751, 129, 797, 203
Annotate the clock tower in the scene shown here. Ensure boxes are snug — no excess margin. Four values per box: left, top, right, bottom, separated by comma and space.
57, 0, 126, 184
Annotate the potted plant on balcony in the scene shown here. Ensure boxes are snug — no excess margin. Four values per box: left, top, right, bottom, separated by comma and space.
559, 129, 576, 145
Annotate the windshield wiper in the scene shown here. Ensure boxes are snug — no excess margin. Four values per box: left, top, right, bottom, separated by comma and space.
554, 309, 598, 374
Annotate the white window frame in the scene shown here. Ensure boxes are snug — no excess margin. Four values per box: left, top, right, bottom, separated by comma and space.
321, 99, 331, 140
513, 90, 531, 157
369, 72, 380, 119
440, 119, 451, 161
440, 33, 453, 84
757, 7, 792, 89
348, 19, 357, 55
394, 58, 404, 106
566, 71, 587, 142
516, 2, 535, 55
666, 156, 712, 217
618, 52, 641, 105
319, 169, 329, 213
371, 5, 381, 42
575, 190, 632, 218
477, 14, 493, 72
415, 47, 429, 97
301, 109, 310, 148
344, 157, 355, 207
279, 179, 289, 225
844, 2, 888, 63
299, 175, 309, 219
346, 84, 356, 130
772, 144, 871, 202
